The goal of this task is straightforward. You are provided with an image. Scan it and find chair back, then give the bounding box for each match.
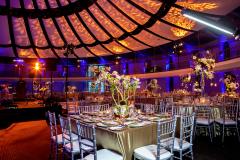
[165,97,173,104]
[141,104,156,114]
[172,105,193,116]
[179,113,195,148]
[99,104,111,111]
[158,102,166,114]
[78,105,100,114]
[76,121,97,160]
[222,104,238,122]
[59,115,75,150]
[195,105,212,121]
[48,111,58,141]
[156,117,177,160]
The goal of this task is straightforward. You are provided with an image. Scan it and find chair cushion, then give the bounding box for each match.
[173,138,192,151]
[215,119,237,125]
[84,149,123,160]
[134,144,172,160]
[63,133,78,141]
[64,139,93,153]
[196,118,213,125]
[52,134,63,144]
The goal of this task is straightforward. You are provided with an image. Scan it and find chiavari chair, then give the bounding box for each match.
[194,105,214,142]
[173,113,195,160]
[76,120,123,160]
[59,116,79,160]
[215,103,240,143]
[48,111,62,159]
[134,117,177,160]
[99,104,111,111]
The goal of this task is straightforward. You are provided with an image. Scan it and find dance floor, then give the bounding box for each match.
[0,120,239,160]
[0,120,50,160]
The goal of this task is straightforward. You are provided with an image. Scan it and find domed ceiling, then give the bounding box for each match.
[0,0,239,58]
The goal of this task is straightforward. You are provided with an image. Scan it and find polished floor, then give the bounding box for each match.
[0,120,239,160]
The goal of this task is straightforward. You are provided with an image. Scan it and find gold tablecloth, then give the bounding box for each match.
[96,123,158,160]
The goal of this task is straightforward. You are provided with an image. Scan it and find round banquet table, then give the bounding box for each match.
[70,115,179,160]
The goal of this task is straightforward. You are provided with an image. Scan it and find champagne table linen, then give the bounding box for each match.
[70,117,161,160]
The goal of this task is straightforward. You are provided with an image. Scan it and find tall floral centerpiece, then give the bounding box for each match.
[96,67,140,118]
[223,73,239,97]
[192,52,215,95]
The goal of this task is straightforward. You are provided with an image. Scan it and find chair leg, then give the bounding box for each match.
[222,124,225,143]
[236,125,240,142]
[134,155,136,160]
[71,153,74,160]
[49,141,53,160]
[190,146,194,160]
[180,150,183,160]
[208,125,213,143]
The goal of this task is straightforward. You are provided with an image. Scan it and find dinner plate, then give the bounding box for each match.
[70,115,81,119]
[109,126,125,131]
[102,120,119,126]
[96,122,108,128]
[128,121,151,128]
[82,119,94,123]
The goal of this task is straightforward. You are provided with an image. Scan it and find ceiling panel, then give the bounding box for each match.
[97,0,137,32]
[89,4,123,38]
[56,17,79,45]
[75,48,94,58]
[13,17,30,46]
[112,0,150,25]
[37,48,55,58]
[29,19,48,47]
[118,37,148,51]
[0,16,11,44]
[79,10,110,42]
[17,48,37,58]
[88,45,111,56]
[103,41,130,54]
[133,30,170,47]
[43,19,65,47]
[68,14,95,44]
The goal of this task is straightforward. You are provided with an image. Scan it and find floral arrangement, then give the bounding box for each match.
[172,89,190,96]
[192,55,215,79]
[192,52,215,93]
[180,74,191,89]
[223,73,239,95]
[146,79,160,96]
[67,86,77,93]
[96,67,140,117]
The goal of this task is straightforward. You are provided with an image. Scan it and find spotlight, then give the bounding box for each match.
[34,62,40,71]
[182,9,234,35]
[234,29,240,40]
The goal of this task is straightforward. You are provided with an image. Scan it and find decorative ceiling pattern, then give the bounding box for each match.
[0,0,239,58]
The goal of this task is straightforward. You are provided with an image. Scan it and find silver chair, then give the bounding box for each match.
[99,104,111,111]
[78,105,101,114]
[158,102,167,114]
[48,111,62,160]
[134,117,177,160]
[194,105,214,142]
[76,121,123,160]
[171,105,192,116]
[68,101,78,115]
[59,115,79,160]
[215,104,240,143]
[141,104,158,114]
[173,113,195,160]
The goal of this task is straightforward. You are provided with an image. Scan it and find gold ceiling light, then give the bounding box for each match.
[112,46,123,53]
[118,40,129,47]
[165,1,218,37]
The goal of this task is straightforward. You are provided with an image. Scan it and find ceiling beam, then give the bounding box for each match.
[0,0,97,19]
